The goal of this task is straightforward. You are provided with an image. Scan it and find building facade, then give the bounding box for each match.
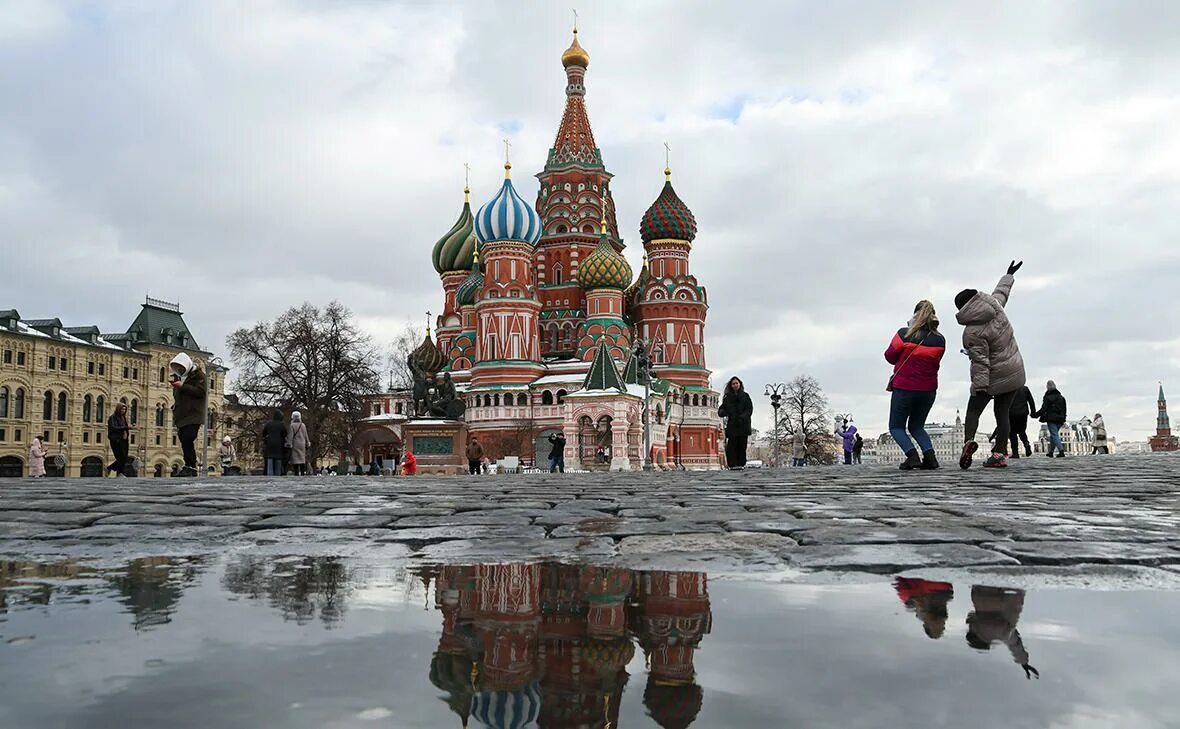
[1149,384,1178,452]
[0,299,225,478]
[403,27,723,470]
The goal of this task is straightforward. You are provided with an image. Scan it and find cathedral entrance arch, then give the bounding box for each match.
[80,456,104,478]
[0,456,23,478]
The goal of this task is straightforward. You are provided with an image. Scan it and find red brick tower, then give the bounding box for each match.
[1149,383,1179,452]
[534,27,623,358]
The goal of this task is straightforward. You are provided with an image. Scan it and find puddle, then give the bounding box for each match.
[2,556,1179,727]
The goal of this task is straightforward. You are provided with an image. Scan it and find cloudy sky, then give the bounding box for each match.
[3,1,1178,442]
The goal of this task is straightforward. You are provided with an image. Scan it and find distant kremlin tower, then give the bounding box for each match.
[426,26,721,470]
[1149,384,1178,452]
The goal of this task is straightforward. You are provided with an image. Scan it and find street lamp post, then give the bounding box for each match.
[200,355,224,480]
[633,339,654,471]
[764,383,785,468]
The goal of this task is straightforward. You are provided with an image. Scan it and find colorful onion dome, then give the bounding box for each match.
[561,28,590,68]
[475,165,542,246]
[644,679,703,729]
[577,219,632,290]
[640,168,697,243]
[581,637,636,672]
[455,249,484,307]
[411,331,448,373]
[431,188,477,274]
[471,683,542,729]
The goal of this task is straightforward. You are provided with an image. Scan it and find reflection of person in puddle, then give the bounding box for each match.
[966,585,1040,679]
[894,577,954,639]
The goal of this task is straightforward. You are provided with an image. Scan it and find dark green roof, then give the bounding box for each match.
[125,300,200,350]
[582,340,625,393]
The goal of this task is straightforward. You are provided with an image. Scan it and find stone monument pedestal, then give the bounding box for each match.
[402,418,468,476]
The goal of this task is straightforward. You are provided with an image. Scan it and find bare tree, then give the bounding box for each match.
[226,302,381,466]
[779,375,840,465]
[387,323,423,391]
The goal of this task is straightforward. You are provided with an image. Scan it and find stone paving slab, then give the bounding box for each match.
[1,455,1178,578]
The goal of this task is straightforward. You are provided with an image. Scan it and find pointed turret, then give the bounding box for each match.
[583,340,625,392]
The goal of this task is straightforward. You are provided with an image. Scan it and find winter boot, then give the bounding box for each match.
[1025,444,1033,458]
[959,441,979,470]
[983,452,1008,468]
[1055,451,1066,458]
[921,449,939,470]
[1010,449,1020,459]
[899,449,921,470]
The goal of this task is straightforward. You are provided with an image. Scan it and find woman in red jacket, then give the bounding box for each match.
[884,300,946,470]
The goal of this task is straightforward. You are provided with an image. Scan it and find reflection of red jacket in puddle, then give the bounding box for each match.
[894,577,953,603]
[401,452,418,475]
[894,577,955,639]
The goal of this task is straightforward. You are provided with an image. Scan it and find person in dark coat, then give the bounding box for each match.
[261,410,287,476]
[852,433,864,464]
[718,377,754,469]
[548,432,567,473]
[168,352,207,477]
[1033,380,1068,457]
[466,438,484,476]
[106,402,131,477]
[1008,385,1037,458]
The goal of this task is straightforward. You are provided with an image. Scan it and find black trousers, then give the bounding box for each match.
[1009,412,1031,453]
[178,424,200,469]
[726,434,749,468]
[965,390,1018,455]
[468,460,480,475]
[108,438,129,474]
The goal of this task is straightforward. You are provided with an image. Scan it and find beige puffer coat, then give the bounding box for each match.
[956,275,1027,396]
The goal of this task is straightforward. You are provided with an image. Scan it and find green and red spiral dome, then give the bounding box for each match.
[640,171,697,243]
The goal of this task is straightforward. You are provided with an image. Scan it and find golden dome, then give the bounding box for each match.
[562,29,590,68]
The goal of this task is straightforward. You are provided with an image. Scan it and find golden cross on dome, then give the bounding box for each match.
[664,140,672,180]
[463,162,470,199]
[425,311,432,336]
[572,8,578,32]
[502,138,512,177]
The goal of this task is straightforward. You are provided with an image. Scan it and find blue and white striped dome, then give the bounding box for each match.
[475,173,542,246]
[470,682,542,729]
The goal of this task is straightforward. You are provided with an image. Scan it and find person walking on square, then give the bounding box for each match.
[466,437,484,475]
[28,436,47,478]
[955,261,1028,470]
[834,420,858,465]
[218,436,237,476]
[548,431,567,473]
[168,352,207,477]
[884,299,946,470]
[1033,380,1068,457]
[1008,385,1037,458]
[261,410,287,476]
[791,430,806,467]
[719,377,753,469]
[852,433,864,464]
[286,411,310,475]
[1090,412,1108,454]
[106,401,131,477]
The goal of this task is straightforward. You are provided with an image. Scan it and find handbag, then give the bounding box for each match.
[886,334,922,392]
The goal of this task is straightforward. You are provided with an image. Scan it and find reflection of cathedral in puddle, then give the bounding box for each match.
[427,563,712,729]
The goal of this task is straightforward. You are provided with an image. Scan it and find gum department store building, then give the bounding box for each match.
[366,28,723,470]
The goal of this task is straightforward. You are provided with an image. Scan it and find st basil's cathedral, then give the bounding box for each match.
[419,27,721,470]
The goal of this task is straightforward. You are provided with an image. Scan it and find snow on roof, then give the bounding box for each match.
[363,413,408,423]
[532,373,584,386]
[13,320,125,351]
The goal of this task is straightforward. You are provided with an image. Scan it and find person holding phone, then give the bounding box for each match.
[168,352,207,477]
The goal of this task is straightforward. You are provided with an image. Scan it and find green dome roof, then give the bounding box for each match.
[578,229,633,291]
[455,252,483,307]
[431,191,477,275]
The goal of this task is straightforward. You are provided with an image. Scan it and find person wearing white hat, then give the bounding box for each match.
[218,436,237,476]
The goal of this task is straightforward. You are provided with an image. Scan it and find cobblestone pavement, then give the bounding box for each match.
[1,455,1178,579]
